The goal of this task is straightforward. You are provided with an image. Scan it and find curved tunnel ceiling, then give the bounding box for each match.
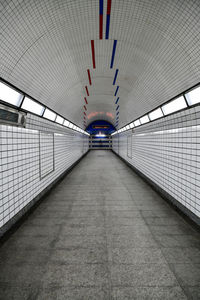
[0,0,200,128]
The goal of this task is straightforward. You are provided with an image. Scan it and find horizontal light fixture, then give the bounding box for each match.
[185,86,200,106]
[126,125,130,130]
[64,120,69,127]
[134,119,140,127]
[0,81,24,107]
[96,133,106,137]
[129,123,134,128]
[21,96,45,116]
[140,115,149,124]
[149,108,163,120]
[162,96,187,115]
[56,115,64,124]
[0,80,89,137]
[43,108,56,121]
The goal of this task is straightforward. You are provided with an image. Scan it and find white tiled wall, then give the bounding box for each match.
[112,106,200,219]
[40,132,54,178]
[0,113,89,229]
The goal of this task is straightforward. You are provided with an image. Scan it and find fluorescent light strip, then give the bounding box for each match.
[140,115,149,124]
[64,120,69,127]
[43,108,56,121]
[0,81,24,107]
[56,115,64,124]
[162,96,187,115]
[185,86,200,106]
[149,108,163,120]
[134,119,140,127]
[0,80,87,135]
[21,96,45,116]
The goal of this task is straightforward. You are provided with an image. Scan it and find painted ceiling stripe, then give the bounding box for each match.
[114,86,119,96]
[91,40,96,69]
[85,86,89,96]
[113,69,119,85]
[116,105,119,110]
[105,15,110,39]
[110,40,117,68]
[107,0,112,15]
[99,0,103,39]
[105,0,112,39]
[84,111,86,116]
[84,97,88,104]
[84,105,87,111]
[87,69,92,85]
[115,97,119,104]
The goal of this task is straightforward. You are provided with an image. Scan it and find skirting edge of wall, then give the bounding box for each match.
[0,150,90,241]
[112,150,200,228]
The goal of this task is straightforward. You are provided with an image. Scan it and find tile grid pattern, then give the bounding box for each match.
[0,1,200,126]
[39,132,54,179]
[0,113,89,228]
[0,151,199,299]
[112,105,200,218]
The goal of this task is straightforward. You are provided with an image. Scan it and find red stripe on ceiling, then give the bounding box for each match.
[85,86,89,96]
[91,40,96,69]
[87,69,92,85]
[84,105,87,111]
[84,111,86,116]
[84,97,88,104]
[107,0,112,15]
[99,14,103,39]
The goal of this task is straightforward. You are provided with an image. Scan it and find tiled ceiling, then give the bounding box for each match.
[0,0,200,128]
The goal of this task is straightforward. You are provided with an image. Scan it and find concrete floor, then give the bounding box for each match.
[0,150,200,299]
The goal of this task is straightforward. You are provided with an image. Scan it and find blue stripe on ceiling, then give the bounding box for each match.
[115,97,119,104]
[110,40,117,68]
[99,0,103,14]
[114,86,119,96]
[105,15,110,39]
[113,69,119,85]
